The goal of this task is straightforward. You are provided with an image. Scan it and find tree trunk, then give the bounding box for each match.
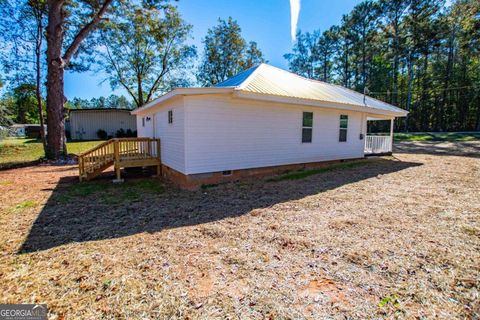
[405,51,414,132]
[46,0,67,159]
[392,44,399,105]
[439,28,455,131]
[323,54,328,82]
[137,75,144,107]
[35,13,47,153]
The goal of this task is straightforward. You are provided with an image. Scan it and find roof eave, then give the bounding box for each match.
[233,90,408,117]
[131,87,234,115]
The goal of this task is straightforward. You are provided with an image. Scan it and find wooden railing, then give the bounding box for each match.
[78,140,115,180]
[78,138,161,181]
[365,135,392,154]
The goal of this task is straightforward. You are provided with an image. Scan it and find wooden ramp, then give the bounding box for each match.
[78,138,161,182]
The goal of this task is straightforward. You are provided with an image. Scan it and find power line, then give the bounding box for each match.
[367,84,480,95]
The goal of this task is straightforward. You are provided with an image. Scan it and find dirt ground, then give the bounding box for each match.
[0,141,479,319]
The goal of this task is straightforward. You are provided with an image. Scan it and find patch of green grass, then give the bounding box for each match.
[66,140,105,155]
[102,279,113,290]
[378,294,401,308]
[55,179,165,205]
[0,138,104,169]
[394,132,480,142]
[268,160,371,182]
[201,183,219,190]
[14,200,37,210]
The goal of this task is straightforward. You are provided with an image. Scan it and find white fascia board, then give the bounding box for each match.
[131,88,234,115]
[233,90,408,118]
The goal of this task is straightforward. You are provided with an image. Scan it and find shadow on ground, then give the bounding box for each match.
[394,140,480,158]
[19,158,421,253]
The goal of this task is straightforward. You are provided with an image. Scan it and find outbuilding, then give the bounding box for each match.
[132,63,408,189]
[69,108,136,140]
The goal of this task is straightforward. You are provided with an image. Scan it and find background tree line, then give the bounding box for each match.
[284,0,480,132]
[0,0,478,159]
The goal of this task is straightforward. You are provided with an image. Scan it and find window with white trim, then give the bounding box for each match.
[339,115,348,142]
[168,110,173,124]
[302,112,313,143]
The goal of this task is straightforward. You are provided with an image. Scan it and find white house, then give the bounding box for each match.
[132,63,407,189]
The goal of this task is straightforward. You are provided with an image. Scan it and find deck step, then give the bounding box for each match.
[78,138,161,182]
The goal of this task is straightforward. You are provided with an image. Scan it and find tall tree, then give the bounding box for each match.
[98,3,196,108]
[8,84,40,123]
[284,30,320,79]
[197,17,265,86]
[45,0,114,159]
[316,28,337,82]
[0,0,48,150]
[349,0,380,90]
[379,0,410,105]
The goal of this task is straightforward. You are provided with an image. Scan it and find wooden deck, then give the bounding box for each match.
[78,138,161,182]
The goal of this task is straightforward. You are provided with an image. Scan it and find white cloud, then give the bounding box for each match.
[289,0,301,42]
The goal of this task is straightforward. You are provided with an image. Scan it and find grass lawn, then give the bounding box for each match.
[268,160,371,182]
[0,140,478,318]
[394,131,480,142]
[0,138,103,169]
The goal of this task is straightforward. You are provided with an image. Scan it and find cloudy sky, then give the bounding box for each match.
[64,0,362,99]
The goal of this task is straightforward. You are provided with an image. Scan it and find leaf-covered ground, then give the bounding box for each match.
[0,141,479,319]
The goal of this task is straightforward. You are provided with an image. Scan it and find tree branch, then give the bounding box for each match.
[62,0,113,66]
[103,41,141,107]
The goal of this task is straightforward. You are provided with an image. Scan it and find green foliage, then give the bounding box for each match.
[14,200,36,210]
[284,0,480,132]
[96,129,108,140]
[197,17,266,86]
[115,128,136,138]
[5,83,44,124]
[0,99,12,139]
[394,132,480,141]
[67,94,133,110]
[378,294,401,308]
[268,160,371,182]
[98,2,196,108]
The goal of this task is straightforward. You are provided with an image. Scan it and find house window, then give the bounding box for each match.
[302,112,313,143]
[339,115,348,142]
[142,117,145,127]
[168,110,173,124]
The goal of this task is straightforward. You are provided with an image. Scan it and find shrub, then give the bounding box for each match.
[97,129,108,140]
[115,128,126,138]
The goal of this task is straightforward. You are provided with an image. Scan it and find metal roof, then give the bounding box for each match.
[213,65,259,88]
[216,63,407,116]
[133,64,407,117]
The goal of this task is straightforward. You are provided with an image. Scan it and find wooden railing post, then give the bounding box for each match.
[113,139,122,182]
[156,138,162,176]
[78,156,84,181]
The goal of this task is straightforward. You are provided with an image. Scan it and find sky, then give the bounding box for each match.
[64,0,363,100]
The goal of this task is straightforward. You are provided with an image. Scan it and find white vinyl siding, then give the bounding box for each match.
[183,95,366,175]
[70,110,136,140]
[136,97,185,173]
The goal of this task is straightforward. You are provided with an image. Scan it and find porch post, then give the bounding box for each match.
[390,118,394,152]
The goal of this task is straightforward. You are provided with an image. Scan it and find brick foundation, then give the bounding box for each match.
[161,158,365,190]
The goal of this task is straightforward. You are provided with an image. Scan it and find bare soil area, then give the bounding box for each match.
[0,141,478,319]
